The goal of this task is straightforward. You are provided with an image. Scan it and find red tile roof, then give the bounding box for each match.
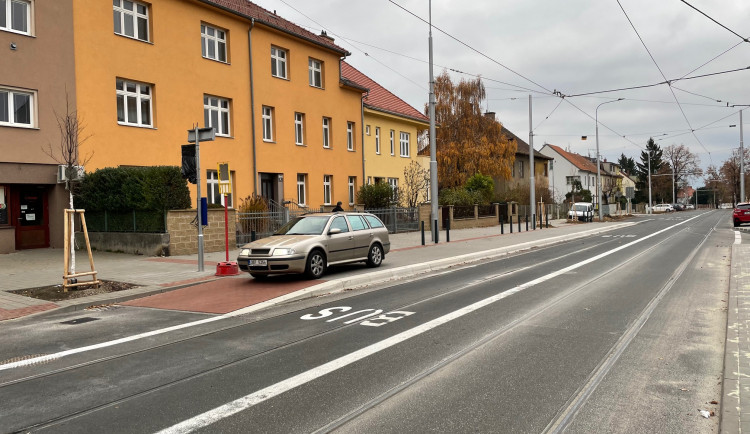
[203,0,349,55]
[501,126,552,160]
[340,61,429,124]
[546,144,598,173]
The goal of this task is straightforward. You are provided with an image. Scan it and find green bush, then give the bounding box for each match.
[464,172,494,203]
[75,166,191,212]
[357,183,393,209]
[439,187,483,206]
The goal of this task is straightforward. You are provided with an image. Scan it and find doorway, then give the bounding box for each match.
[260,173,279,203]
[13,186,50,249]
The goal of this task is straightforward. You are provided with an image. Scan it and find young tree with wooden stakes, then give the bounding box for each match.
[430,72,516,189]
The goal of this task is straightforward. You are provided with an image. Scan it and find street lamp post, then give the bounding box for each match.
[595,98,623,221]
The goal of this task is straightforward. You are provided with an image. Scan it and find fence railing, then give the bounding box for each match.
[364,207,419,233]
[84,210,167,233]
[452,206,475,220]
[236,210,287,244]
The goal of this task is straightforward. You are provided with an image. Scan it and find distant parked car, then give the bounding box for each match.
[652,204,674,212]
[720,203,734,209]
[237,212,390,279]
[733,203,750,227]
[568,202,594,222]
[685,204,695,210]
[672,203,685,211]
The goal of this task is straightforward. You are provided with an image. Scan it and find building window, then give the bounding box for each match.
[347,122,354,151]
[514,160,524,178]
[390,130,395,155]
[262,106,274,141]
[271,46,288,79]
[375,127,381,154]
[348,176,356,205]
[308,58,322,88]
[365,125,371,136]
[294,112,305,145]
[113,0,149,42]
[203,95,230,136]
[1,0,30,34]
[388,178,399,202]
[566,176,580,185]
[201,24,227,63]
[207,170,233,207]
[400,132,410,157]
[322,117,331,148]
[0,87,33,127]
[297,174,306,206]
[116,79,152,127]
[323,175,332,205]
[0,185,7,225]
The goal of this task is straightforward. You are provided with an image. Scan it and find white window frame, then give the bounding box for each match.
[348,176,356,205]
[375,127,381,154]
[347,122,354,151]
[0,86,34,128]
[399,132,410,157]
[116,79,152,127]
[322,117,331,148]
[271,46,288,79]
[207,170,233,207]
[1,0,31,35]
[201,23,227,63]
[204,95,230,137]
[323,175,332,205]
[308,58,322,88]
[297,174,306,206]
[388,178,399,202]
[262,106,274,142]
[294,112,305,146]
[113,0,149,42]
[390,130,395,155]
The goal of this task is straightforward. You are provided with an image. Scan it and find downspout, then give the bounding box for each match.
[361,92,367,187]
[248,19,258,194]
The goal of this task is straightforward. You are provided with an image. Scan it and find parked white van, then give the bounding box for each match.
[568,202,594,222]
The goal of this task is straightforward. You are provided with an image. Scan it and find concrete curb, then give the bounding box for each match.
[17,221,638,322]
[722,244,742,434]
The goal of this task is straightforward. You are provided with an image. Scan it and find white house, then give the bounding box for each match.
[540,144,600,203]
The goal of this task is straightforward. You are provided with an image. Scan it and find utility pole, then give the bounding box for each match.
[741,109,745,202]
[428,0,438,242]
[595,98,623,220]
[529,95,535,228]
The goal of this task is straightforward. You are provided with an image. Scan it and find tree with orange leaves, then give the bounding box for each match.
[429,71,516,189]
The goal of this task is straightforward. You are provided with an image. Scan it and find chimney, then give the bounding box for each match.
[320,30,335,43]
[484,111,496,121]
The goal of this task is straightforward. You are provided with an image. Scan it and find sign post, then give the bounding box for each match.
[216,162,239,276]
[187,126,215,272]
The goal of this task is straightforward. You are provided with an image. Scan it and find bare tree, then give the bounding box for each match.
[401,160,429,208]
[43,94,92,275]
[664,144,702,201]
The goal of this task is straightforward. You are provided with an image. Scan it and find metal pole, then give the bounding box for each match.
[195,126,204,272]
[741,110,745,202]
[428,0,439,243]
[529,95,535,229]
[647,150,652,214]
[672,170,675,204]
[596,99,623,220]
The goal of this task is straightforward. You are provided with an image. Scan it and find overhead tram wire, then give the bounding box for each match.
[679,0,750,43]
[616,0,711,162]
[533,98,564,132]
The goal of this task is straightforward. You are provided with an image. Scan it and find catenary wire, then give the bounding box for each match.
[679,0,750,42]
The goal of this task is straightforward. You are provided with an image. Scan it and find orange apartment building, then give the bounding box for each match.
[1,0,367,251]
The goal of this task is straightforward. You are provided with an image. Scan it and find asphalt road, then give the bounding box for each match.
[0,211,731,433]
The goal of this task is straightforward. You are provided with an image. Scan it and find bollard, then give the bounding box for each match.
[501,215,504,234]
[251,230,256,242]
[525,214,528,231]
[518,215,521,232]
[510,215,513,233]
[539,212,542,230]
[421,221,425,246]
[446,219,450,243]
[434,219,439,244]
[532,214,535,230]
[546,213,549,228]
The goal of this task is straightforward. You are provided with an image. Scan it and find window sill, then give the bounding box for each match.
[309,85,324,90]
[263,139,275,143]
[0,123,38,130]
[114,32,153,45]
[1,28,34,37]
[400,155,411,158]
[117,122,156,130]
[216,134,233,139]
[203,56,230,65]
[296,143,306,147]
[347,149,355,152]
[272,75,289,81]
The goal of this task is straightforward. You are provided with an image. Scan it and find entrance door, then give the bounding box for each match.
[13,186,49,249]
[260,173,276,203]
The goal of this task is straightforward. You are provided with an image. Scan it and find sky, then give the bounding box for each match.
[251,0,750,185]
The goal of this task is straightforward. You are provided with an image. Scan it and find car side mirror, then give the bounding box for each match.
[328,228,342,235]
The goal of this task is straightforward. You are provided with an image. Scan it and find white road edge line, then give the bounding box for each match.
[0,221,636,372]
[157,214,703,434]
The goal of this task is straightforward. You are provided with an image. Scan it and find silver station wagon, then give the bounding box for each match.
[237,212,391,279]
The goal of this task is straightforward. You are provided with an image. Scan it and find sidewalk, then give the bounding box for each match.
[0,218,614,320]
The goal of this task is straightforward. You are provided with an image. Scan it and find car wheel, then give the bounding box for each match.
[366,243,383,268]
[735,219,740,227]
[250,273,268,280]
[305,249,327,279]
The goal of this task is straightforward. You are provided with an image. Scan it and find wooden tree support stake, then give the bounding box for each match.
[63,209,99,291]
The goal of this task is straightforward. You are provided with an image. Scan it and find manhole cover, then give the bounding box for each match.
[60,317,100,325]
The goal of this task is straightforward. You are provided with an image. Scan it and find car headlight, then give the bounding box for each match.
[273,248,296,256]
[240,249,251,256]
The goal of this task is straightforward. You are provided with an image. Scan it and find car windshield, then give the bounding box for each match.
[274,216,330,235]
[574,205,588,211]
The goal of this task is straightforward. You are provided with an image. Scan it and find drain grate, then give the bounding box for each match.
[60,317,100,325]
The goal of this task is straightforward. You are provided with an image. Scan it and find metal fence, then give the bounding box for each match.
[452,206,475,220]
[364,207,419,233]
[84,210,166,233]
[235,210,287,244]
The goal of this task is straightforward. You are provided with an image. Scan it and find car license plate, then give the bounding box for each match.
[249,259,267,266]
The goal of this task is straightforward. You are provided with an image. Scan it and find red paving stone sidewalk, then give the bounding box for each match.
[121,278,323,314]
[0,303,58,321]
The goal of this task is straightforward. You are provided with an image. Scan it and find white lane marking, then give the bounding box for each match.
[735,230,742,245]
[158,215,703,433]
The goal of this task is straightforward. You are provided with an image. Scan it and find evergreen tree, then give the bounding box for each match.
[634,138,664,204]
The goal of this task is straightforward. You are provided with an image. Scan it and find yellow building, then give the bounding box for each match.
[71,0,363,210]
[341,62,429,205]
